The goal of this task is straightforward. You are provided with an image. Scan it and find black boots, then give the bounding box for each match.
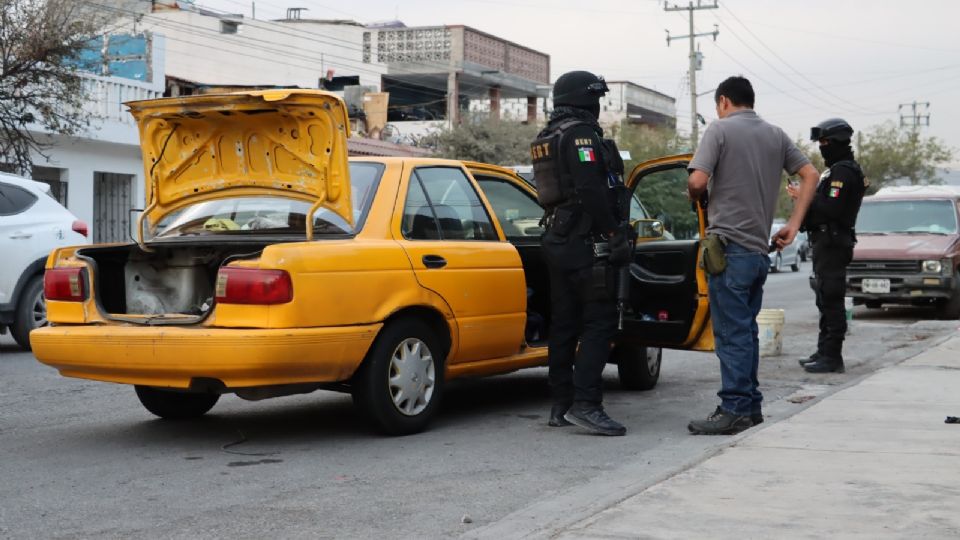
[804,355,845,373]
[798,352,821,367]
[548,403,573,427]
[688,407,753,435]
[564,402,626,436]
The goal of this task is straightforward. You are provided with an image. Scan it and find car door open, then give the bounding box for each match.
[620,155,713,352]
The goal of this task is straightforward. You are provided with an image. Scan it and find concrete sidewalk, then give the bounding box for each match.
[551,336,960,539]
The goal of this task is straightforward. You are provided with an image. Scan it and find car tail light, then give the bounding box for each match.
[215,267,293,305]
[44,268,87,302]
[71,220,88,238]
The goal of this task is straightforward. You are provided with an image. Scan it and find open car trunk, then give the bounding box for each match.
[77,243,270,323]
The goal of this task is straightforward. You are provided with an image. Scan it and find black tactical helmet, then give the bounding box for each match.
[553,70,609,108]
[810,118,854,143]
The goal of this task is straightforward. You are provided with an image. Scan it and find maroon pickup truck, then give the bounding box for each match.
[845,186,960,319]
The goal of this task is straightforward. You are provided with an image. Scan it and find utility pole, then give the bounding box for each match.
[665,1,718,150]
[898,101,930,130]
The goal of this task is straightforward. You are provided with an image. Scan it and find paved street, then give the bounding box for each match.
[1,265,955,539]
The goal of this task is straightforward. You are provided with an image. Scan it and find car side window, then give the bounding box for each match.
[403,167,497,241]
[0,182,39,216]
[402,174,441,239]
[632,167,696,239]
[475,176,544,239]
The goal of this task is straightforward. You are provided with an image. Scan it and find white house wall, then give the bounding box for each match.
[31,137,146,242]
[136,12,386,89]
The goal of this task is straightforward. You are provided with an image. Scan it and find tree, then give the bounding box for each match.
[774,125,956,219]
[615,124,687,172]
[858,122,954,190]
[0,0,112,174]
[423,114,540,165]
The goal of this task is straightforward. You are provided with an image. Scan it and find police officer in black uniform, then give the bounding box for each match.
[530,70,634,436]
[791,118,866,374]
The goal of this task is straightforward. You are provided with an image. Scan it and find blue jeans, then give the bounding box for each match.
[707,241,769,417]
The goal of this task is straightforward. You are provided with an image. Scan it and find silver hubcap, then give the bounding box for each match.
[388,338,436,416]
[646,347,661,374]
[31,290,47,329]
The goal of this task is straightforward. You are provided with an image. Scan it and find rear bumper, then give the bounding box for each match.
[845,273,955,302]
[31,323,382,388]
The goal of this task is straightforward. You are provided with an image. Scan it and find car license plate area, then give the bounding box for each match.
[862,278,891,294]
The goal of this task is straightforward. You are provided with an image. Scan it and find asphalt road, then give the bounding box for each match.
[1,262,955,539]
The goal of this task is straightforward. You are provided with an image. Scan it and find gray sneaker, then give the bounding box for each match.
[564,403,626,436]
[688,407,753,435]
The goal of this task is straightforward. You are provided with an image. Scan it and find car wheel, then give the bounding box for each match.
[790,256,800,272]
[772,253,783,273]
[11,276,46,351]
[352,318,445,435]
[864,300,882,309]
[800,249,807,262]
[135,386,219,419]
[614,344,662,391]
[935,270,960,320]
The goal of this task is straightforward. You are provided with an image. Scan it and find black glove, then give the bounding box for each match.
[608,223,636,265]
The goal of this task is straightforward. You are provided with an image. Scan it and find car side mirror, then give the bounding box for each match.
[634,219,665,240]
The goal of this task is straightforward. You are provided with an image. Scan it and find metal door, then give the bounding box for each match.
[93,172,133,243]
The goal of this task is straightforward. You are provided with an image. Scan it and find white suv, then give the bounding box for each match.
[0,173,87,350]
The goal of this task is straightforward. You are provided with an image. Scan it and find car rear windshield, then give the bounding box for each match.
[150,162,384,239]
[857,199,959,235]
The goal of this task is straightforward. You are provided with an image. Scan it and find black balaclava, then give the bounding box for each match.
[820,141,854,167]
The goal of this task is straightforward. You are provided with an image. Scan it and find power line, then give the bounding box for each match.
[85,1,493,99]
[899,101,930,129]
[664,0,719,149]
[717,4,885,116]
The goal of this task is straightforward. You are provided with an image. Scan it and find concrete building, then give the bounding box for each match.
[139,3,387,92]
[365,24,551,125]
[600,81,677,131]
[30,33,165,243]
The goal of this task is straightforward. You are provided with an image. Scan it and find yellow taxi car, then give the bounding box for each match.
[31,90,711,435]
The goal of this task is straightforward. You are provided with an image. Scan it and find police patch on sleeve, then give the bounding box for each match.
[829,187,841,198]
[577,146,596,162]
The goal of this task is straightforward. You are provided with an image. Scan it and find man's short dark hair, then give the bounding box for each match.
[714,76,755,108]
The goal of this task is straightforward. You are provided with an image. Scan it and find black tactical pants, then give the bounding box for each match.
[547,263,618,406]
[811,235,853,359]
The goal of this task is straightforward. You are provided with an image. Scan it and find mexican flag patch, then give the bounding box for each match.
[578,147,596,162]
[829,187,841,198]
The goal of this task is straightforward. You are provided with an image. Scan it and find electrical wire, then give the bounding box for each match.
[84,1,495,98]
[718,4,885,115]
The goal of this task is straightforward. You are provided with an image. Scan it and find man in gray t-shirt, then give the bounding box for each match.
[686,76,819,435]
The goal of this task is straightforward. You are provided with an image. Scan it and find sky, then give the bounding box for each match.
[193,0,960,164]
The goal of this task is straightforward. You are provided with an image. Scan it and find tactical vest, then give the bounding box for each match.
[530,118,585,208]
[833,160,866,230]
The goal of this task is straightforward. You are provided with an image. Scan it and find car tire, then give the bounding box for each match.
[135,385,220,420]
[800,249,808,262]
[11,276,46,351]
[936,270,960,320]
[790,256,800,272]
[352,318,445,435]
[772,253,783,273]
[614,344,662,391]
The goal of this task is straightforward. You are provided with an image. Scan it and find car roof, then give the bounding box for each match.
[0,172,52,194]
[869,185,960,200]
[350,156,525,178]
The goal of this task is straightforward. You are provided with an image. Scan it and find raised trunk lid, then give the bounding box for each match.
[126,90,352,230]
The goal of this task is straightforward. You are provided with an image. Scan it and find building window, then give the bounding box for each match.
[220,20,240,34]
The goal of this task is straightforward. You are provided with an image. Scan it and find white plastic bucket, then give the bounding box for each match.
[757,309,785,357]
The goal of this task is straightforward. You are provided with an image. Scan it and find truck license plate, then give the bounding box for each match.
[862,279,891,294]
